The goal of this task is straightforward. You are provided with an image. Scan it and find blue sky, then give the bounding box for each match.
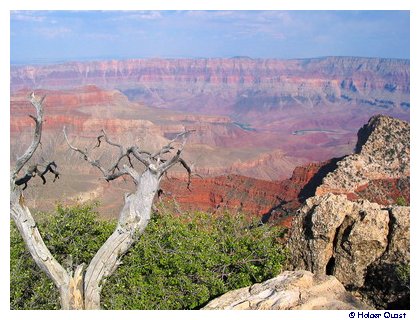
[10,10,409,64]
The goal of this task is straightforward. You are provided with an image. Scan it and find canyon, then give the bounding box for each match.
[203,114,410,310]
[10,57,410,220]
[10,57,411,310]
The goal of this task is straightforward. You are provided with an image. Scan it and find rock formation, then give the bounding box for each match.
[316,115,410,204]
[202,270,370,310]
[11,57,409,117]
[288,194,409,308]
[160,157,342,227]
[161,174,283,215]
[288,115,410,309]
[11,57,410,183]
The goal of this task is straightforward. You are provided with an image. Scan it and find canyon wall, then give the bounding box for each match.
[288,115,410,309]
[11,57,409,121]
[10,57,410,218]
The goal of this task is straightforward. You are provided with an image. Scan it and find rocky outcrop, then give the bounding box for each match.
[316,115,410,205]
[288,194,409,309]
[202,270,370,310]
[161,174,283,215]
[363,205,410,309]
[288,115,410,309]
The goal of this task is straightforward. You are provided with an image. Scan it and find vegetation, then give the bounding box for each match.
[11,203,288,310]
[396,196,407,206]
[10,203,115,309]
[396,263,410,289]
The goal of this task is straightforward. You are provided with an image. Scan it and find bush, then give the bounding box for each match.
[10,202,115,310]
[396,263,410,289]
[395,196,407,206]
[101,207,287,309]
[11,203,287,310]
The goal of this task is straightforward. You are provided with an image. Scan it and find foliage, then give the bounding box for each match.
[11,203,287,310]
[10,225,59,310]
[396,263,410,289]
[395,196,407,206]
[10,202,115,310]
[100,207,287,309]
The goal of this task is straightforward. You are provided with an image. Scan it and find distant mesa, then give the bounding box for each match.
[10,57,410,220]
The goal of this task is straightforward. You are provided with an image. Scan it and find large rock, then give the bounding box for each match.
[202,270,370,310]
[288,194,410,309]
[161,174,284,215]
[362,205,410,309]
[316,115,410,204]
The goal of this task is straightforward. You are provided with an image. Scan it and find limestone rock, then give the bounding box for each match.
[316,115,410,202]
[362,205,410,309]
[288,194,410,309]
[202,270,370,310]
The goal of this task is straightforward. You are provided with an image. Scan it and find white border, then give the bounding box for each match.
[2,1,418,319]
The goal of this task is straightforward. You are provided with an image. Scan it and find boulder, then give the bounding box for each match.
[288,194,410,309]
[316,115,410,203]
[202,270,370,310]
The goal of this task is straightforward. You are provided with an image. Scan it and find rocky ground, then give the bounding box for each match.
[203,270,371,310]
[203,115,410,310]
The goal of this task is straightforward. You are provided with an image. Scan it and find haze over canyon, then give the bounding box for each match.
[10,56,410,217]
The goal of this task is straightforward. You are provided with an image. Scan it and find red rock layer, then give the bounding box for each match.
[161,174,283,215]
[11,57,410,94]
[160,158,340,228]
[353,177,410,205]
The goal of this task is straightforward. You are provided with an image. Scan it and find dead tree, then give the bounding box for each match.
[10,94,193,309]
[10,94,72,307]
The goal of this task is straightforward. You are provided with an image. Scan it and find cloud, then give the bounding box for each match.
[11,11,46,23]
[85,33,118,41]
[181,11,292,40]
[35,26,72,39]
[110,11,162,21]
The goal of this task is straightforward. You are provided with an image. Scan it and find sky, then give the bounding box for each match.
[10,10,409,64]
[2,2,419,318]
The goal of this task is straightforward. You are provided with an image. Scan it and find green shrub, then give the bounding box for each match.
[10,202,115,310]
[395,196,407,206]
[101,208,287,309]
[11,203,287,310]
[396,263,410,289]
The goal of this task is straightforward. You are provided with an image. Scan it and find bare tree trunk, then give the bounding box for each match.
[10,94,83,309]
[11,94,193,309]
[10,182,86,309]
[83,169,159,309]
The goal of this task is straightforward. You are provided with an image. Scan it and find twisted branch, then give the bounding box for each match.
[12,94,60,189]
[14,161,60,190]
[10,93,72,309]
[12,93,45,180]
[64,127,194,185]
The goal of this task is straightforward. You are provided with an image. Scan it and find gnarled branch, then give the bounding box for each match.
[14,161,61,190]
[12,93,45,180]
[64,127,194,185]
[10,93,76,309]
[38,160,60,183]
[64,127,194,309]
